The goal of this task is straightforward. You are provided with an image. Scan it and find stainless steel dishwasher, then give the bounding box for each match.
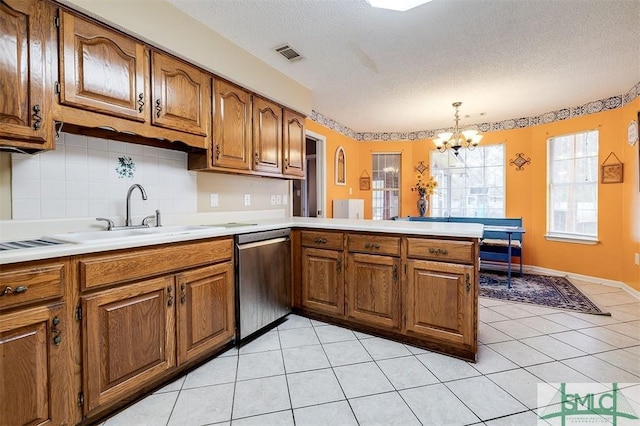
[235,228,291,340]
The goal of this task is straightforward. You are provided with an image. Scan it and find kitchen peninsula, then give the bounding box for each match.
[0,217,482,425]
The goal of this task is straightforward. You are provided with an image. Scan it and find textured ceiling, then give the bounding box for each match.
[167,0,640,133]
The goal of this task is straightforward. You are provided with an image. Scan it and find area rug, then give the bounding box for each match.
[479,271,610,315]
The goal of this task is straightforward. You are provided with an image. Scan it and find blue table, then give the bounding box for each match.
[483,225,525,288]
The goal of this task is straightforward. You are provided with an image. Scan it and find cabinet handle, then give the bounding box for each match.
[180,283,186,304]
[215,144,221,160]
[51,316,62,345]
[254,152,260,165]
[32,104,42,130]
[314,238,327,244]
[337,257,342,273]
[393,264,398,283]
[155,99,162,118]
[375,244,380,249]
[137,93,144,113]
[284,158,289,169]
[167,285,173,306]
[1,286,28,296]
[428,248,448,255]
[465,273,471,293]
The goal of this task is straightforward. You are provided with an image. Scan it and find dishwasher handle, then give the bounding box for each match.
[236,236,289,250]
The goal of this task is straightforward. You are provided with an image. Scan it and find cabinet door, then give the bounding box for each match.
[176,262,235,366]
[301,248,344,316]
[151,51,211,136]
[406,260,475,346]
[59,11,148,121]
[252,96,282,174]
[282,109,305,178]
[82,276,176,413]
[212,79,252,170]
[0,0,52,148]
[0,304,68,425]
[346,253,400,329]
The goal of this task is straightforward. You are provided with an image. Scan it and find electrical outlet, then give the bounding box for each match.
[270,195,276,205]
[635,253,640,266]
[349,187,353,195]
[283,195,288,205]
[244,194,251,206]
[276,194,282,205]
[210,193,219,207]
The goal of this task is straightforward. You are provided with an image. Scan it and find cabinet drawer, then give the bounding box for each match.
[79,238,233,290]
[407,238,475,264]
[301,231,343,250]
[348,234,400,257]
[0,263,65,310]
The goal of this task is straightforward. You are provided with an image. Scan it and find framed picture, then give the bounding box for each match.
[359,170,371,190]
[335,146,346,185]
[601,151,623,184]
[601,163,623,183]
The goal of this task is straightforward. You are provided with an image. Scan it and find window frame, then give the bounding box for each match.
[429,144,506,218]
[371,152,401,220]
[546,129,599,244]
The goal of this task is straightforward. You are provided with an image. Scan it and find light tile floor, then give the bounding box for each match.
[101,280,640,426]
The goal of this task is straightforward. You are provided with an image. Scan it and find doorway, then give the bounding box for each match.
[293,131,326,217]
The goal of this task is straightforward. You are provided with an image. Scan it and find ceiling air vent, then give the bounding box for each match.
[275,44,304,63]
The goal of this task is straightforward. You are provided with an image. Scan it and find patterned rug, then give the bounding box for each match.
[479,271,610,315]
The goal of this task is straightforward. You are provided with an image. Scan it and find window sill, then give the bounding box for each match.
[544,234,599,245]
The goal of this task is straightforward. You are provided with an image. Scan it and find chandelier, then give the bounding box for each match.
[433,102,483,155]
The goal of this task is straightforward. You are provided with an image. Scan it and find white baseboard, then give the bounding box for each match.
[521,264,640,300]
[481,261,640,300]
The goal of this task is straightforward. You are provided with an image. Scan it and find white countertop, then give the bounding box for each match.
[0,217,483,265]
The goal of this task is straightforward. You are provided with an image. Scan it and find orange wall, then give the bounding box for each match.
[306,100,640,290]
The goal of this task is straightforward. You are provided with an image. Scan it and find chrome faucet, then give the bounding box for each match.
[126,184,147,226]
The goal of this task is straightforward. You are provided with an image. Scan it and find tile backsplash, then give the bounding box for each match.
[11,133,197,222]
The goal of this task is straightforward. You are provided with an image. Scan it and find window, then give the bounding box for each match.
[372,153,400,220]
[430,145,505,217]
[547,130,598,240]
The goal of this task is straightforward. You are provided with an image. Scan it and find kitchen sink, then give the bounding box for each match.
[50,225,221,243]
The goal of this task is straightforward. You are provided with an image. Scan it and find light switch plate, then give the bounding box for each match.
[210,193,219,207]
[276,194,282,205]
[270,195,276,205]
[283,195,288,205]
[244,194,251,206]
[635,253,640,266]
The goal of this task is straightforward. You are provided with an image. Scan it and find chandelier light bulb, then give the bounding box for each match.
[432,102,482,155]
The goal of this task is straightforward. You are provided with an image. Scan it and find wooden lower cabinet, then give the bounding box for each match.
[346,253,400,329]
[406,259,475,346]
[176,263,235,366]
[82,276,176,413]
[301,247,344,316]
[0,303,68,426]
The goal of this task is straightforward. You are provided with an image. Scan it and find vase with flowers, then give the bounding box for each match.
[411,174,438,216]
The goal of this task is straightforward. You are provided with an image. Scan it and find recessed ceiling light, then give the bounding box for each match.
[367,0,433,12]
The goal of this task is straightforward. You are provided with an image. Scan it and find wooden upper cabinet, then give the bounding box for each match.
[176,263,235,366]
[151,51,211,136]
[0,0,53,150]
[212,79,252,170]
[283,109,306,178]
[59,11,148,122]
[252,96,282,174]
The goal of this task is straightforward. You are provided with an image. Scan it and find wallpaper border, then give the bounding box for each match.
[309,81,640,142]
